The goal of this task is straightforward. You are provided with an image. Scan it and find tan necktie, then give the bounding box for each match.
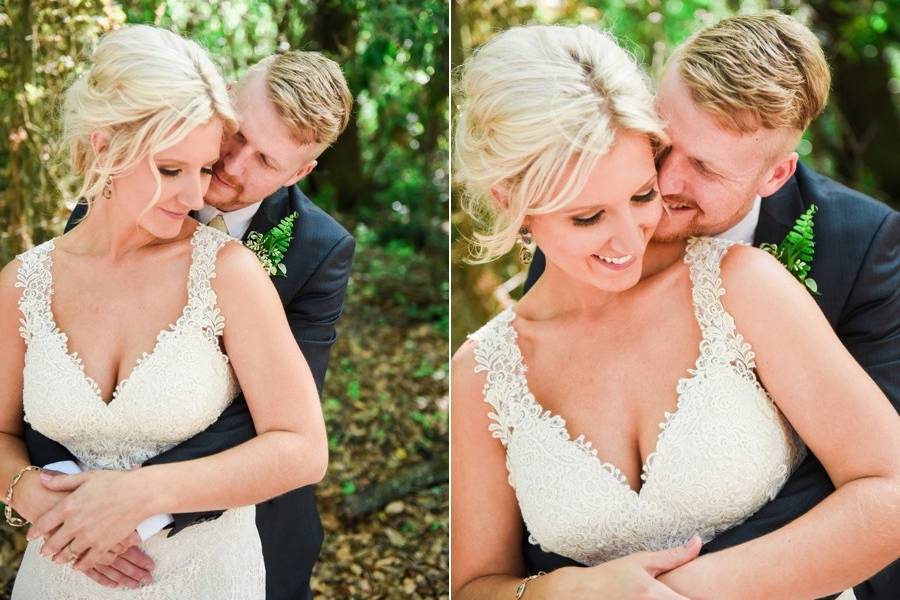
[207,214,229,235]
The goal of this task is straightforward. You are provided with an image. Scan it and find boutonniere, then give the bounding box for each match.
[244,211,299,277]
[760,204,819,295]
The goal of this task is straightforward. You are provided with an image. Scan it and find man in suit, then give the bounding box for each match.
[25,50,355,599]
[522,12,899,599]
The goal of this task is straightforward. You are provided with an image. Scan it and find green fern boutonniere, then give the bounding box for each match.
[760,204,819,295]
[245,211,299,277]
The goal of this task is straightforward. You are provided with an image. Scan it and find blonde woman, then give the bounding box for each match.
[0,25,327,598]
[451,24,900,599]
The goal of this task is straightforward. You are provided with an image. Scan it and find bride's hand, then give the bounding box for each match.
[555,536,701,599]
[26,469,149,570]
[9,469,69,524]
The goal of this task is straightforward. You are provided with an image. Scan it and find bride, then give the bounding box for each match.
[451,24,900,599]
[0,25,327,598]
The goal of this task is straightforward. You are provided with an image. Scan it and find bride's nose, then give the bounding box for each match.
[606,210,647,257]
[179,173,207,211]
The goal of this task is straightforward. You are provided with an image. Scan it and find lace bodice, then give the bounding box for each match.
[12,224,266,599]
[469,237,806,566]
[15,224,239,470]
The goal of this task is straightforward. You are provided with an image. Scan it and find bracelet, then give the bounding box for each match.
[514,571,546,599]
[4,465,42,527]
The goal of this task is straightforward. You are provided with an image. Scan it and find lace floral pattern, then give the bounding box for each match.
[469,237,806,566]
[11,224,265,599]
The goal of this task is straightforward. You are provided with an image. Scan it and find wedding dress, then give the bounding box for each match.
[469,237,808,566]
[11,224,265,599]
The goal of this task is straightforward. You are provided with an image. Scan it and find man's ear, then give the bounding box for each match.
[90,130,110,158]
[757,151,798,198]
[284,160,317,188]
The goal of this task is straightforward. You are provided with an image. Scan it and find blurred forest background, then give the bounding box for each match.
[452,0,900,352]
[0,1,448,598]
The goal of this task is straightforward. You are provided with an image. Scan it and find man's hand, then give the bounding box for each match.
[82,534,155,589]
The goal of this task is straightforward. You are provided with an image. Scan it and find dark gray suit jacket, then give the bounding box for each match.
[521,163,900,599]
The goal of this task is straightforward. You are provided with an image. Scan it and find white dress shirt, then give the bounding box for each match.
[197,201,264,240]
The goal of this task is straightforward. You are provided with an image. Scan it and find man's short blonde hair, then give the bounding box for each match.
[673,11,830,133]
[248,51,352,149]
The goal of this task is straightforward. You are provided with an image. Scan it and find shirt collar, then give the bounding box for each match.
[198,201,264,239]
[714,195,761,244]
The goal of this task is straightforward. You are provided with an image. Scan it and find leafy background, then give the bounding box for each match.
[451,0,900,352]
[0,1,448,598]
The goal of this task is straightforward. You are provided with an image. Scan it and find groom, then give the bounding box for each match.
[524,12,899,599]
[25,50,355,599]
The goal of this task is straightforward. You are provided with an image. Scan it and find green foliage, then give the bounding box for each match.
[244,211,298,276]
[761,205,820,295]
[1,0,448,264]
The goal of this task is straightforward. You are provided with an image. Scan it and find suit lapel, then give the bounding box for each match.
[243,188,299,304]
[243,188,291,243]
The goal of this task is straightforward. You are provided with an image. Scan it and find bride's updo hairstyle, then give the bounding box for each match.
[62,25,238,213]
[455,25,668,263]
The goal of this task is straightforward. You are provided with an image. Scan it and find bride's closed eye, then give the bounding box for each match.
[159,166,216,177]
[571,189,658,226]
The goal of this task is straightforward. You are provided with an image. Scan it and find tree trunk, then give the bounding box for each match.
[306,0,365,214]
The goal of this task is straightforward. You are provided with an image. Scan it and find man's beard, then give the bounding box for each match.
[653,195,705,242]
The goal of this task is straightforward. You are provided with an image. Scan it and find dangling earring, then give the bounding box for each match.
[102,176,112,199]
[518,226,534,264]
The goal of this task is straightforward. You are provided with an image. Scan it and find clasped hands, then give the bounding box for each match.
[21,468,155,589]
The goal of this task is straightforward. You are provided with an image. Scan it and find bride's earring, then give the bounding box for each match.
[518,226,534,264]
[102,176,112,200]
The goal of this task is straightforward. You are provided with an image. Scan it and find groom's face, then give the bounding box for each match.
[205,72,318,211]
[653,69,786,242]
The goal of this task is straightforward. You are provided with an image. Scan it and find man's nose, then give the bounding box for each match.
[657,151,685,198]
[223,144,253,177]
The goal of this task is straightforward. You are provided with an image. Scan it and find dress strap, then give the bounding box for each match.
[683,237,757,369]
[14,241,56,344]
[468,308,532,447]
[182,225,234,338]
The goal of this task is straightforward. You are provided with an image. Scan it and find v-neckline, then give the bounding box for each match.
[44,225,201,407]
[501,288,707,497]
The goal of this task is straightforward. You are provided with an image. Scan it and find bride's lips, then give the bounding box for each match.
[159,207,188,220]
[591,254,638,271]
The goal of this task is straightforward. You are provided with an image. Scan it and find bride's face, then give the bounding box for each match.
[108,117,224,238]
[526,131,662,293]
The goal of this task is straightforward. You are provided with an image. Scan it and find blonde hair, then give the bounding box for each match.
[244,51,352,150]
[62,24,238,213]
[454,25,668,263]
[673,11,830,133]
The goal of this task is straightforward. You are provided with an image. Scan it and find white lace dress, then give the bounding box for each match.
[469,237,808,566]
[11,225,266,600]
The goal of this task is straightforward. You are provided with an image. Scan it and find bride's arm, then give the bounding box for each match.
[659,245,900,599]
[0,261,69,525]
[33,242,328,568]
[451,341,698,600]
